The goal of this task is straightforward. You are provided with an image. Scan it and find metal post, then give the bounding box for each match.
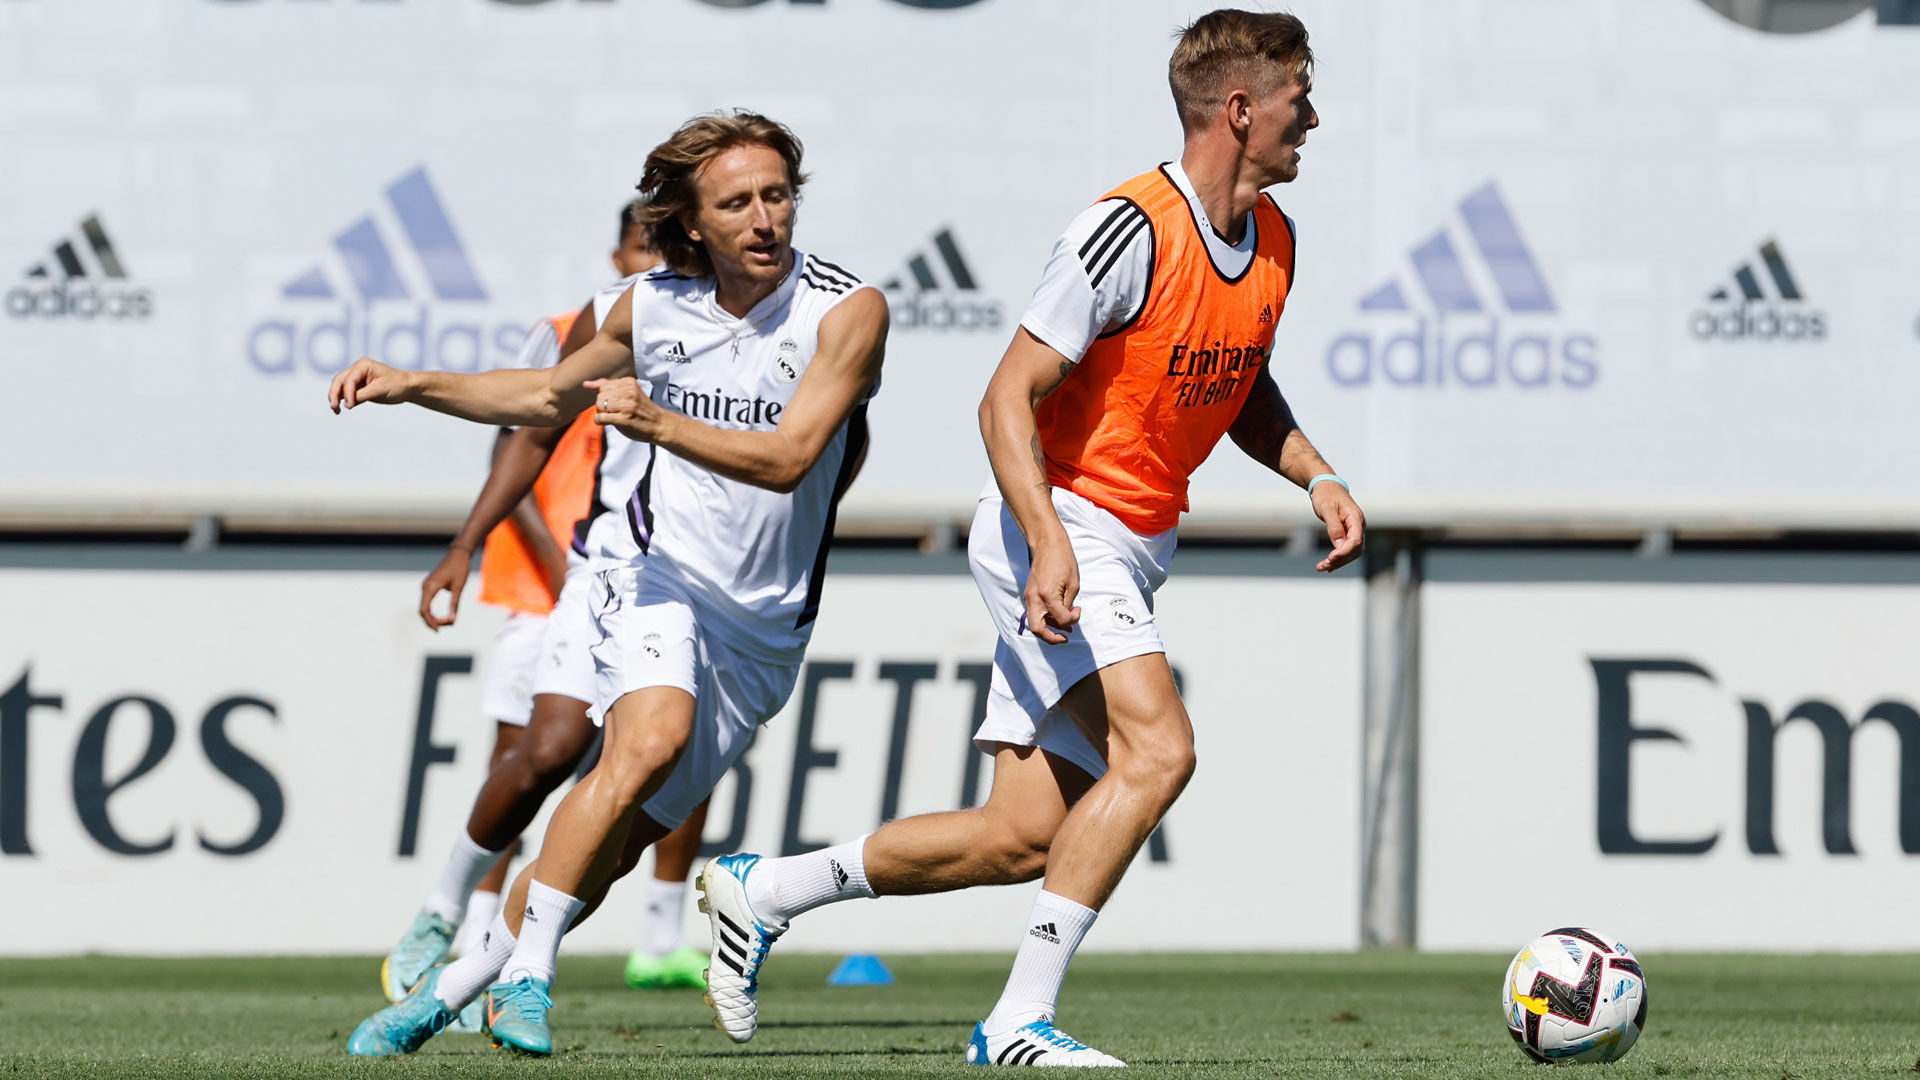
[1359,530,1420,948]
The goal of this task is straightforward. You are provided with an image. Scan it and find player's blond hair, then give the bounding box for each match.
[635,110,808,278]
[1168,9,1313,135]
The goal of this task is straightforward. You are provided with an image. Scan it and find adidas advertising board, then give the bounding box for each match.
[8,216,151,322]
[0,560,1360,954]
[245,167,530,376]
[1418,552,1920,952]
[881,229,1004,334]
[1324,183,1598,390]
[1690,240,1828,343]
[5,0,1920,521]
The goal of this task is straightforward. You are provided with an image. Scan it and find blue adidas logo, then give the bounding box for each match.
[246,166,528,376]
[1326,182,1597,390]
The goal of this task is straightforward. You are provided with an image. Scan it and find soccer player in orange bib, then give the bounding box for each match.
[697,10,1364,1067]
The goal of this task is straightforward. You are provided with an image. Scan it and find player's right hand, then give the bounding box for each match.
[328,357,416,413]
[1024,539,1081,646]
[419,545,472,630]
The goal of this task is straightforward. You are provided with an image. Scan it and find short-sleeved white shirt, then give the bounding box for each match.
[1019,161,1266,363]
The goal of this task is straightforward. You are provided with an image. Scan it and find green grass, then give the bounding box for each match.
[0,953,1915,1078]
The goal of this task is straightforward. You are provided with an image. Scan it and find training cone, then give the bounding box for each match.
[826,954,894,986]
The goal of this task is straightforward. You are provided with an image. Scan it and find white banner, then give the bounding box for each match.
[1419,556,1920,951]
[0,561,1361,954]
[4,0,1920,526]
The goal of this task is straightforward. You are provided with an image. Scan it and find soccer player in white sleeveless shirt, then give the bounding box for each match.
[328,111,886,1058]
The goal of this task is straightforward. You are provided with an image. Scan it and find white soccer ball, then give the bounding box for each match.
[1502,927,1647,1064]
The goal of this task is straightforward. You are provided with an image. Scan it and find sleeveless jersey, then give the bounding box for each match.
[596,251,875,660]
[1035,166,1296,535]
[478,310,603,614]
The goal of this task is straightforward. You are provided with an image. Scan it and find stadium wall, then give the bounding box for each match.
[0,549,1363,955]
[6,546,1920,954]
[4,0,1920,533]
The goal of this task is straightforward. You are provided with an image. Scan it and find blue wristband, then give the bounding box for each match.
[1307,473,1348,496]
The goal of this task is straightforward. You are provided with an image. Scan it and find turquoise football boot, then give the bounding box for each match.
[347,965,460,1056]
[381,909,457,1002]
[484,975,555,1056]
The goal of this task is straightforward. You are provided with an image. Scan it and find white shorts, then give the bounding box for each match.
[967,487,1177,780]
[478,610,550,726]
[529,563,598,705]
[588,566,800,829]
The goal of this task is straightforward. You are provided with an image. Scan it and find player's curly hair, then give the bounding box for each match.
[1169,9,1313,135]
[635,110,808,278]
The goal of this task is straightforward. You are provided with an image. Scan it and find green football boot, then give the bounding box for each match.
[624,945,709,989]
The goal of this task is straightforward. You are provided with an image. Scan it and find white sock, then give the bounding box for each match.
[981,890,1098,1035]
[636,878,687,957]
[452,890,503,957]
[434,911,515,1010]
[423,830,505,923]
[501,880,584,986]
[744,834,874,927]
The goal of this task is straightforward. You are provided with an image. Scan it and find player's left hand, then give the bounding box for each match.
[585,377,671,443]
[1310,483,1366,573]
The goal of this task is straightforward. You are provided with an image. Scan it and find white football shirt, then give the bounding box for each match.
[590,252,876,660]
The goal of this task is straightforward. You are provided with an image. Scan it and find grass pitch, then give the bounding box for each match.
[1,952,1914,1078]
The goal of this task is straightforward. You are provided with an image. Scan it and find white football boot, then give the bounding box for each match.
[695,853,785,1043]
[966,1020,1127,1067]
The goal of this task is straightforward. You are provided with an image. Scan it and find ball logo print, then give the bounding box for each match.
[245,166,529,377]
[7,214,151,321]
[1326,182,1598,390]
[1502,927,1647,1064]
[881,227,1002,333]
[1691,239,1826,343]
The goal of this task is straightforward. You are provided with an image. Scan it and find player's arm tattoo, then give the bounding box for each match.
[1229,371,1332,487]
[1023,360,1072,490]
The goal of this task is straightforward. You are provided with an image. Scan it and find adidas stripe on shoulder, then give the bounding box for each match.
[801,254,862,295]
[1078,200,1151,290]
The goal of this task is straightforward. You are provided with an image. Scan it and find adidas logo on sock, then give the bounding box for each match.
[830,859,849,890]
[1690,238,1827,343]
[1029,922,1061,944]
[524,905,538,923]
[881,227,1002,333]
[8,213,152,321]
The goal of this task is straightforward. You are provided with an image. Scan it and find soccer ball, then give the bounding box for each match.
[1502,927,1647,1064]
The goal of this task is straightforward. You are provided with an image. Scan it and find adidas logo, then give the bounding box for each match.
[1258,304,1273,325]
[1028,922,1061,944]
[1328,181,1597,390]
[662,340,689,364]
[524,905,537,923]
[881,227,1002,333]
[830,858,849,890]
[1690,238,1827,343]
[245,165,527,377]
[7,214,151,320]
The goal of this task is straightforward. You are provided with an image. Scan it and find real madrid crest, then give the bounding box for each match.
[773,339,801,383]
